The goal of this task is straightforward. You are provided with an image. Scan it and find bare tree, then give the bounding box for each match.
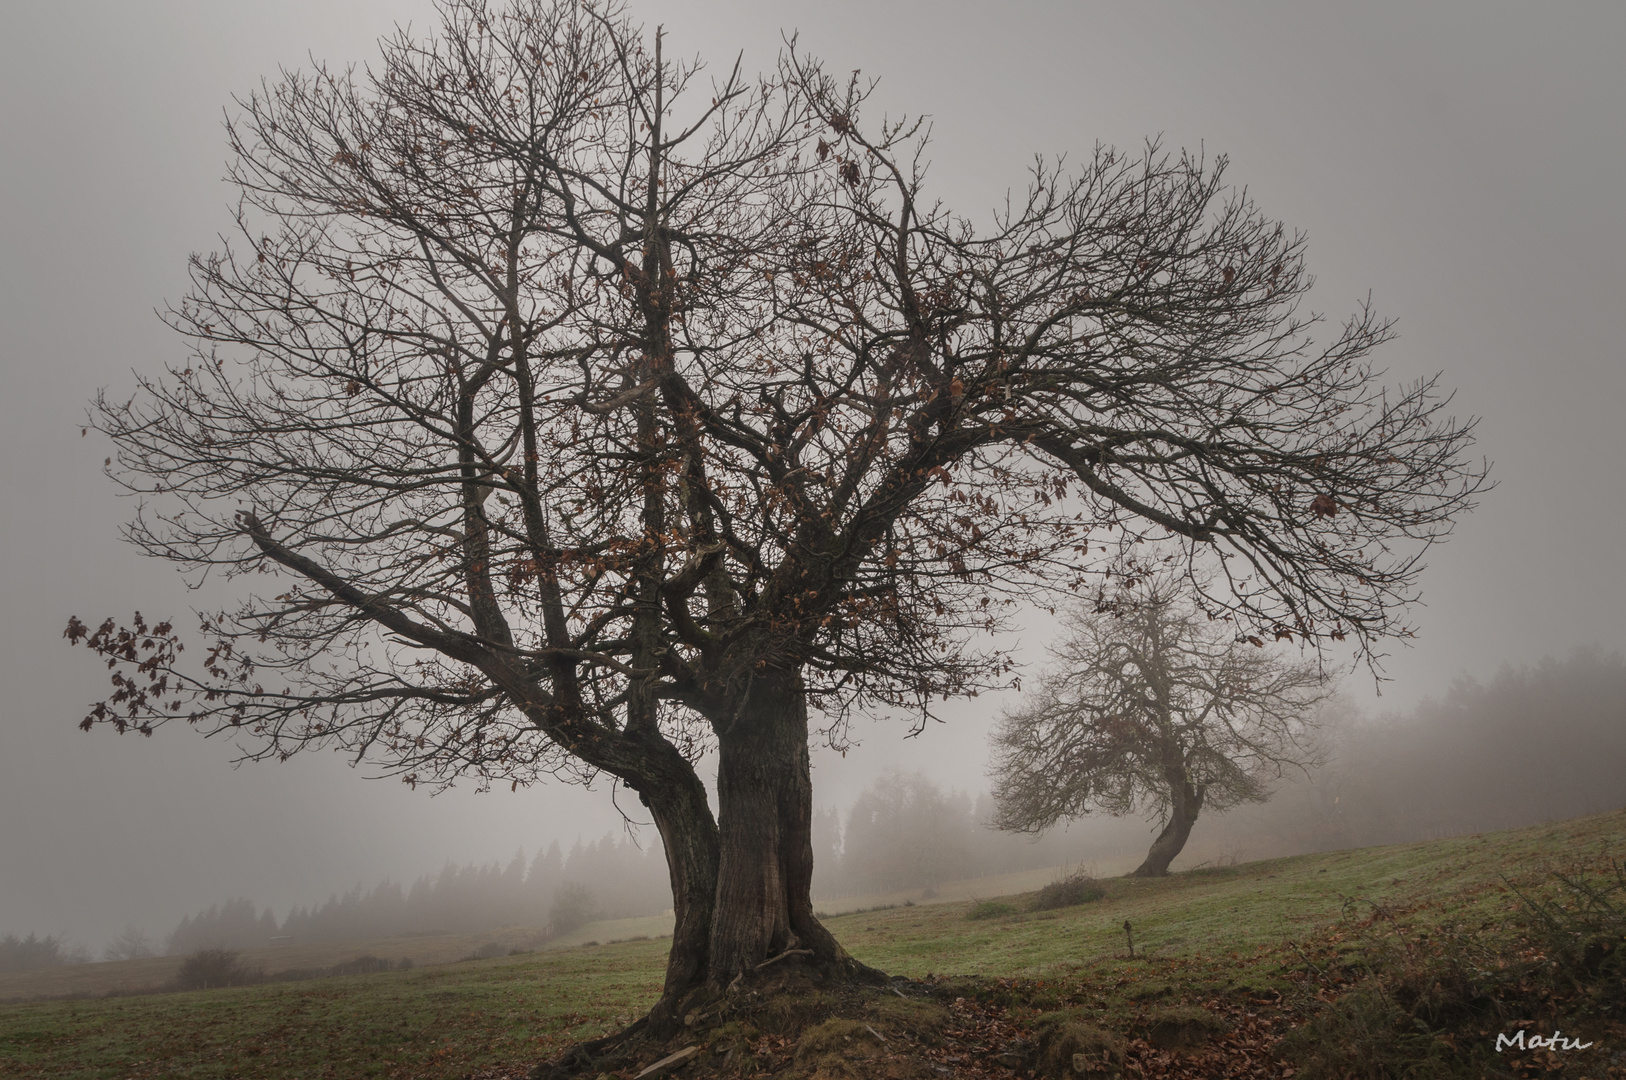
[991,576,1330,877]
[102,925,156,963]
[64,0,1485,1030]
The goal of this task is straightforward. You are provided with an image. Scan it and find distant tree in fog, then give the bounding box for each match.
[549,883,598,937]
[102,925,156,962]
[809,772,1154,899]
[840,772,976,894]
[63,0,1485,1024]
[991,577,1328,876]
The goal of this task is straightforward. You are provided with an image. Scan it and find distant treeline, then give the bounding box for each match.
[811,776,1119,900]
[0,933,89,973]
[150,650,1626,955]
[163,779,1123,954]
[166,832,669,954]
[1200,649,1626,856]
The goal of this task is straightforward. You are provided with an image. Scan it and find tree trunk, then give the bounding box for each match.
[637,748,720,1027]
[536,671,881,1075]
[707,667,869,988]
[589,668,878,1046]
[1130,772,1206,877]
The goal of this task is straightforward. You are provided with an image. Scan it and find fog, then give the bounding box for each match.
[2,1,1623,957]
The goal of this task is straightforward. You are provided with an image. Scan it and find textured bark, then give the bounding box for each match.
[637,752,720,1024]
[706,668,857,987]
[1130,769,1207,877]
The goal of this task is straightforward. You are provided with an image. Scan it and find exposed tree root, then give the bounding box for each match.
[528,958,933,1080]
[524,972,1323,1080]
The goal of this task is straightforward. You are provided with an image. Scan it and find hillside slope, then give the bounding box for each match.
[1,809,1622,1079]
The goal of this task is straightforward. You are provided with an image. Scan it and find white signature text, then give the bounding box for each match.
[1495,1030,1594,1052]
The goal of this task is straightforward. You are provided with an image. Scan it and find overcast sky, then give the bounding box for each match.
[2,1,1622,951]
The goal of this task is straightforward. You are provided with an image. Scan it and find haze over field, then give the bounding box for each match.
[2,1,1623,957]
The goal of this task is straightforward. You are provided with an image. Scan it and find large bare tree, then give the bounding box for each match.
[990,575,1331,877]
[65,0,1485,1029]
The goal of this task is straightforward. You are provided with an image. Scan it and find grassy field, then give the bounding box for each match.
[3,809,1623,1079]
[0,926,561,1004]
[0,862,1148,1002]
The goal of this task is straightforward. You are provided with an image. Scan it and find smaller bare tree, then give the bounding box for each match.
[102,925,156,963]
[991,576,1329,876]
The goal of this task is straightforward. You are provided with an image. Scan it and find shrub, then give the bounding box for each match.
[172,947,260,990]
[1029,872,1106,912]
[966,901,1018,921]
[460,941,508,961]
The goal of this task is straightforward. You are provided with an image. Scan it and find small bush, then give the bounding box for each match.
[1029,872,1105,912]
[966,901,1018,921]
[460,941,508,961]
[172,947,260,990]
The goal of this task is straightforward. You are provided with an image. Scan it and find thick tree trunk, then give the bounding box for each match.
[1130,772,1206,878]
[536,672,880,1076]
[638,754,720,1027]
[592,669,877,1047]
[706,667,866,988]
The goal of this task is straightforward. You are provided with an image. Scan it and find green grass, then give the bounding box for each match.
[4,809,1623,1079]
[0,940,669,1079]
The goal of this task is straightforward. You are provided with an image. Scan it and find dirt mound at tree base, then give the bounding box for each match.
[526,967,1300,1080]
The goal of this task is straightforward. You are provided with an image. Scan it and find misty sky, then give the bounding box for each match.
[2,1,1623,951]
